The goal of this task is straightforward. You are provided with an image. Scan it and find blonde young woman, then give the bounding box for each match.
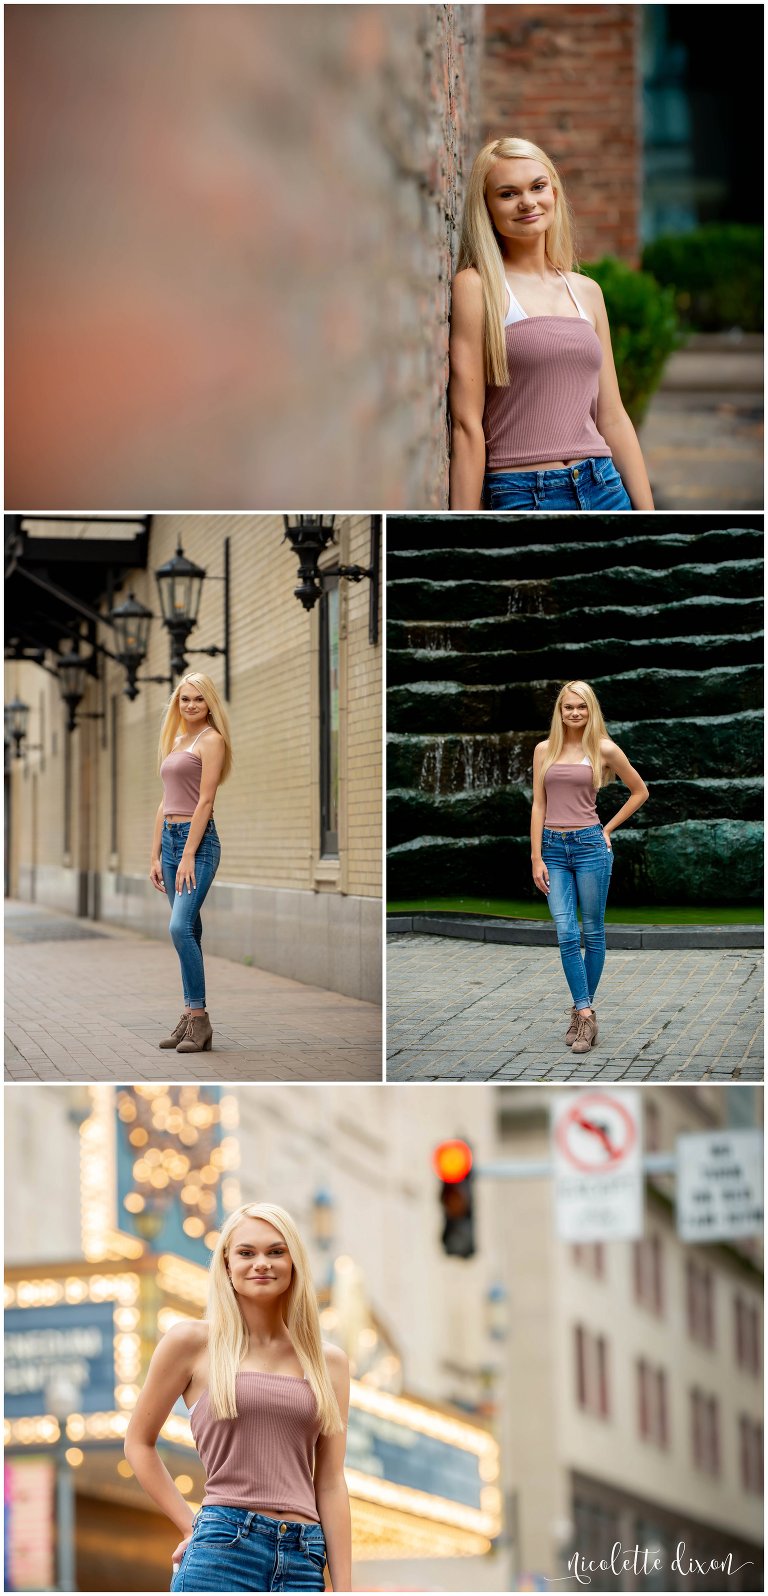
[449,137,655,512]
[125,1204,351,1593]
[150,673,232,1053]
[531,682,649,1053]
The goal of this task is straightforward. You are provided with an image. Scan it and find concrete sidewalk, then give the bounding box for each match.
[387,935,763,1082]
[4,902,381,1082]
[639,335,763,511]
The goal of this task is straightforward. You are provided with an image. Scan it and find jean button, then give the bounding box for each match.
[279,1523,287,1535]
[572,468,579,480]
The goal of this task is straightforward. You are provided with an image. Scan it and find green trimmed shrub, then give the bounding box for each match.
[579,257,682,424]
[642,226,763,333]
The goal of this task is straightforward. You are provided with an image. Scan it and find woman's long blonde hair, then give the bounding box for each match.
[206,1203,343,1435]
[157,672,233,782]
[457,137,576,386]
[540,681,614,791]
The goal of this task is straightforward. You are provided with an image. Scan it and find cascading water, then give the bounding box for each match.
[387,514,763,905]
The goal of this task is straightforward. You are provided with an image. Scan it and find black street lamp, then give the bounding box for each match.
[155,546,207,678]
[283,515,338,611]
[110,592,154,701]
[56,648,88,733]
[4,696,30,757]
[283,515,380,640]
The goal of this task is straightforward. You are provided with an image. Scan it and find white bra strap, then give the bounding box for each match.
[557,270,590,322]
[187,727,211,754]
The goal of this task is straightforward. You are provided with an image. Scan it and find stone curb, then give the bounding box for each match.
[387,915,764,950]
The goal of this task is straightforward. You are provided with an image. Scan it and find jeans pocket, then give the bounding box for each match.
[302,1533,327,1571]
[487,478,536,510]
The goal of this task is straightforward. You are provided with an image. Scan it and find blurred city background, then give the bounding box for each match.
[4,1082,763,1591]
[5,4,762,511]
[5,516,382,1079]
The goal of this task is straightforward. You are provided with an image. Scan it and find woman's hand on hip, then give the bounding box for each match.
[602,827,613,852]
[532,859,549,895]
[176,851,196,894]
[171,1533,192,1574]
[149,859,165,892]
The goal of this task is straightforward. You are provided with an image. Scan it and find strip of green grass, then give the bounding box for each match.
[388,898,764,925]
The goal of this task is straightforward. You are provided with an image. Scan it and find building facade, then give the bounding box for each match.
[5,515,382,1001]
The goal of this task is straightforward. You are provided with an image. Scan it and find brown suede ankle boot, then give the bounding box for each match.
[176,1012,213,1053]
[565,1005,580,1046]
[159,1012,190,1049]
[571,1010,598,1055]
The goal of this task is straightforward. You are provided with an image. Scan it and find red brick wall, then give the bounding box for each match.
[6,4,479,512]
[482,4,641,264]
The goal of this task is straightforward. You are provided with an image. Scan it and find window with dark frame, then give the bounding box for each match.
[319,573,340,858]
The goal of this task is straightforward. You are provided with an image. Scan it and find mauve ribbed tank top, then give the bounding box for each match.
[160,730,210,815]
[190,1372,321,1520]
[544,760,600,828]
[483,286,612,471]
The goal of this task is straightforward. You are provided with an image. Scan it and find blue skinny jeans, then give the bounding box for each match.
[161,819,221,1010]
[484,456,632,510]
[541,824,613,1009]
[170,1506,326,1593]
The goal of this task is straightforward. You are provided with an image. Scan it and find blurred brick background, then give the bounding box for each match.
[6,3,480,511]
[483,4,641,263]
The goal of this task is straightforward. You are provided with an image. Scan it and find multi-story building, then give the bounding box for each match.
[493,1084,763,1591]
[5,515,381,1001]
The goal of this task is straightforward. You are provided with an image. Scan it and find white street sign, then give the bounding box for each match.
[552,1090,643,1242]
[677,1130,764,1242]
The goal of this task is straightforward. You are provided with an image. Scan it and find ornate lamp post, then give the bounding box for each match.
[45,1370,84,1592]
[282,516,338,611]
[109,592,154,701]
[282,515,380,640]
[4,696,30,757]
[56,648,89,734]
[154,546,206,678]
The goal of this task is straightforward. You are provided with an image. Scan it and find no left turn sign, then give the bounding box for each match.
[552,1090,643,1242]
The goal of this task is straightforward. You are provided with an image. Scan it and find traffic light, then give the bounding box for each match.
[433,1139,475,1259]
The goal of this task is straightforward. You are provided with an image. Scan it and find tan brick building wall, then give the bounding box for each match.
[5,516,382,1001]
[483,4,641,264]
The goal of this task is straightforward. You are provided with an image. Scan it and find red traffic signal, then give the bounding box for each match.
[433,1139,473,1184]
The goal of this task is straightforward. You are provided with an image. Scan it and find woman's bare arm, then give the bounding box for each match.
[578,276,655,511]
[125,1322,204,1539]
[602,740,649,838]
[448,269,487,510]
[150,799,165,890]
[530,742,549,895]
[314,1346,351,1592]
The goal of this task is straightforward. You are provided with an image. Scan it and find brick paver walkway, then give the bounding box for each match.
[5,903,381,1082]
[387,936,763,1081]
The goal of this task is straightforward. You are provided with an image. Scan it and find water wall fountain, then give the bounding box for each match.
[387,515,763,906]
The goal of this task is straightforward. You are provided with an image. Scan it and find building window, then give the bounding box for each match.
[686,1259,715,1347]
[738,1416,763,1495]
[690,1388,720,1475]
[319,574,340,857]
[574,1324,610,1420]
[645,1098,661,1153]
[571,1243,605,1278]
[633,1233,664,1315]
[734,1294,761,1375]
[637,1359,669,1449]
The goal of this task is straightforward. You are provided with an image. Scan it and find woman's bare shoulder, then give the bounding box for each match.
[160,1318,209,1356]
[452,266,483,301]
[570,270,603,304]
[534,738,550,756]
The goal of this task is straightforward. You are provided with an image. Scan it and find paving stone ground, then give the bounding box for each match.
[4,903,382,1082]
[386,935,763,1082]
